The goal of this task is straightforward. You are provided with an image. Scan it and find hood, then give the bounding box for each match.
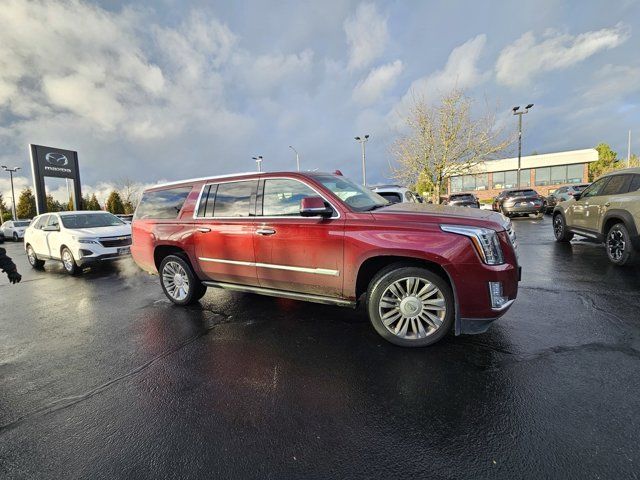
[372,202,508,230]
[65,224,131,238]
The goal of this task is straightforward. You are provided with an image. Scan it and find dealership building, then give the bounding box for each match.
[447,148,598,201]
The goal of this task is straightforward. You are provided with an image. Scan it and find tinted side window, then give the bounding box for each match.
[262,179,317,216]
[214,181,256,218]
[379,192,402,203]
[581,178,610,198]
[47,215,60,228]
[134,187,192,220]
[629,175,640,192]
[600,175,631,196]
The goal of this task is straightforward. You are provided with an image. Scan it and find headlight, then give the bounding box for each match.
[441,225,505,265]
[72,236,100,244]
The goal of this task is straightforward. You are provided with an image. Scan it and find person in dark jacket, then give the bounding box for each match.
[0,247,21,284]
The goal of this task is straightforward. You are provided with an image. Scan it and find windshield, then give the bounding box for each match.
[314,175,389,211]
[14,221,30,227]
[451,194,474,200]
[60,213,125,229]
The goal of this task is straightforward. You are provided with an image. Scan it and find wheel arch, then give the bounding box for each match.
[602,209,638,237]
[154,244,195,272]
[354,255,461,335]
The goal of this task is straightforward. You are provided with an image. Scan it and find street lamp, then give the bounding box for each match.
[1,165,21,220]
[354,134,370,186]
[288,145,300,172]
[512,104,534,188]
[252,156,263,172]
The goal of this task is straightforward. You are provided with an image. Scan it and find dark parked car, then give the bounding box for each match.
[0,231,4,244]
[445,193,480,208]
[492,189,546,217]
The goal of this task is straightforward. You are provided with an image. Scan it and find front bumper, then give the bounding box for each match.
[71,244,131,266]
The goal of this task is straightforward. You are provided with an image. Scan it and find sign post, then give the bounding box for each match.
[29,144,82,215]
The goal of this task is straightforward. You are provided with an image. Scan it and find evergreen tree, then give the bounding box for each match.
[46,194,63,212]
[16,188,37,219]
[86,194,102,210]
[0,193,9,222]
[105,191,125,214]
[123,200,135,215]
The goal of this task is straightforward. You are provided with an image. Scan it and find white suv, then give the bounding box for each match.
[370,185,422,204]
[1,220,31,241]
[24,211,132,274]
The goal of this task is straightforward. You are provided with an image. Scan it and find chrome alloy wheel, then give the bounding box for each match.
[378,276,446,340]
[27,246,37,265]
[162,261,190,301]
[607,228,626,261]
[553,215,564,238]
[62,249,75,271]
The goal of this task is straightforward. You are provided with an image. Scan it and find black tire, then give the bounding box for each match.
[13,232,19,241]
[61,247,80,275]
[26,244,45,269]
[366,264,455,347]
[159,254,206,305]
[553,213,573,242]
[605,223,636,266]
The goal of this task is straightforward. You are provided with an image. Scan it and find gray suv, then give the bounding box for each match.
[552,168,640,265]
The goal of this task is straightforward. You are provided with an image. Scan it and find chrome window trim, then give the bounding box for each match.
[193,176,341,220]
[198,256,340,276]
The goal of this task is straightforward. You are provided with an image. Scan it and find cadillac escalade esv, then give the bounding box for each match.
[131,171,519,347]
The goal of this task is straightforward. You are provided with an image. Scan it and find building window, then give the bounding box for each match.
[567,164,583,183]
[551,166,566,184]
[519,169,531,187]
[492,172,505,189]
[451,176,463,192]
[462,175,476,191]
[504,170,517,188]
[535,167,550,186]
[476,173,488,190]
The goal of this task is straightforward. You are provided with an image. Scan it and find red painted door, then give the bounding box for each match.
[253,178,345,297]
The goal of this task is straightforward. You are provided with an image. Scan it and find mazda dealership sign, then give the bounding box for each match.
[29,144,82,214]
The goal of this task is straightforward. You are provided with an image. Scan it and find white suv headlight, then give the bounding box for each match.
[72,236,100,244]
[440,225,505,265]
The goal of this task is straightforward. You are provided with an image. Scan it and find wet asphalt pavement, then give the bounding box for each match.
[1,215,639,479]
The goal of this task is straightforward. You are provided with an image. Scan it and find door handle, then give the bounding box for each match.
[197,227,211,233]
[604,202,610,207]
[256,228,276,236]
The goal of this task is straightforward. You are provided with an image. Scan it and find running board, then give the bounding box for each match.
[202,281,356,308]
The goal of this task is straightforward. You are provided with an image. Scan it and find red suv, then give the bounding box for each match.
[132,172,519,347]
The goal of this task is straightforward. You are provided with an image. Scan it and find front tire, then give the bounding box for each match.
[159,254,207,305]
[61,247,80,275]
[26,244,45,269]
[553,213,573,242]
[606,223,636,266]
[367,265,454,347]
[13,232,19,241]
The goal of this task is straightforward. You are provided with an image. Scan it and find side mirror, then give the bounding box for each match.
[572,193,582,201]
[43,225,59,232]
[300,196,333,218]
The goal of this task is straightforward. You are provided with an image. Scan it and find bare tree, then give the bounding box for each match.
[391,90,513,203]
[115,177,143,214]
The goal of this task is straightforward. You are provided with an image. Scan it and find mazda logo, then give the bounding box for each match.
[45,152,68,166]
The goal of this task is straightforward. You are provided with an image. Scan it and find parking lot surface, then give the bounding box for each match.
[1,215,639,479]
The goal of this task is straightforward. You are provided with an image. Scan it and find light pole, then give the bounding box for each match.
[354,134,370,186]
[1,165,20,220]
[289,145,300,172]
[512,104,533,188]
[252,156,263,172]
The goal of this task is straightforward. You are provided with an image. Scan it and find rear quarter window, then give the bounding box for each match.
[134,187,193,220]
[378,192,402,203]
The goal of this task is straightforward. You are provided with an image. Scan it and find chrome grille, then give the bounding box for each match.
[99,235,132,248]
[506,222,518,258]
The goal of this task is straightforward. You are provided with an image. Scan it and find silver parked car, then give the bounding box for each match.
[1,220,31,241]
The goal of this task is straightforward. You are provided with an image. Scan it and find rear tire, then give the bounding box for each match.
[61,247,80,275]
[553,213,573,242]
[159,254,207,305]
[26,244,45,269]
[606,223,636,266]
[366,265,454,347]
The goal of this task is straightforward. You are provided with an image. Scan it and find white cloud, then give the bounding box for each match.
[234,50,315,95]
[352,60,403,105]
[344,2,389,71]
[390,35,488,123]
[496,24,630,87]
[583,64,640,102]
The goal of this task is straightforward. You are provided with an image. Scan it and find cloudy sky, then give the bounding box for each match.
[1,0,639,204]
